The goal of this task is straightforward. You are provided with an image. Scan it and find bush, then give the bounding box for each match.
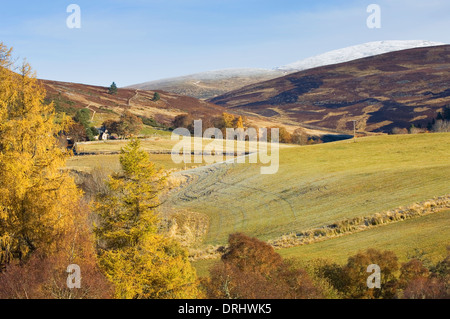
[391,127,408,135]
[292,128,309,145]
[172,114,194,133]
[402,277,447,299]
[409,125,426,134]
[204,233,322,299]
[152,92,160,102]
[102,112,143,138]
[73,108,91,127]
[140,116,160,127]
[432,120,450,132]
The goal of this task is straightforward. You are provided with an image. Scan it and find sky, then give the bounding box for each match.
[1,0,449,87]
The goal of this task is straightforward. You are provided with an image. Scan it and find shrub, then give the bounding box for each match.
[391,127,408,135]
[402,277,448,299]
[432,120,450,132]
[204,233,322,299]
[172,114,194,133]
[409,125,426,134]
[292,128,309,145]
[152,92,160,102]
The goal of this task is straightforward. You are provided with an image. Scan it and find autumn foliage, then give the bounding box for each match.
[204,234,449,299]
[0,203,112,299]
[0,43,80,262]
[0,42,111,298]
[204,233,322,299]
[312,248,450,299]
[94,139,200,299]
[0,42,448,300]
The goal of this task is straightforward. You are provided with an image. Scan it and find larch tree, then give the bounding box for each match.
[94,138,200,299]
[221,113,235,129]
[234,116,244,129]
[0,43,81,265]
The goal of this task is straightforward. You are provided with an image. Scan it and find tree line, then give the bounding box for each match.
[392,106,450,134]
[172,113,324,145]
[203,233,449,299]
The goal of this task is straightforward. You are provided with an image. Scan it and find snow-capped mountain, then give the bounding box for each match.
[210,44,450,133]
[127,40,446,99]
[278,40,445,72]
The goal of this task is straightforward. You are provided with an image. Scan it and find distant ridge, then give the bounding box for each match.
[277,40,445,71]
[127,40,445,100]
[209,45,450,133]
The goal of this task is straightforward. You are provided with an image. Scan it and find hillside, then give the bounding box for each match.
[127,40,443,101]
[277,40,444,72]
[126,68,286,100]
[210,45,450,133]
[162,133,450,248]
[193,210,450,277]
[42,79,347,137]
[42,80,228,128]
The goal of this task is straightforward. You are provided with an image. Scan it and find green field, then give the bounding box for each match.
[73,136,269,154]
[67,153,227,172]
[74,137,179,153]
[192,210,450,277]
[279,209,450,263]
[163,133,450,246]
[68,135,289,172]
[139,126,173,137]
[67,133,450,278]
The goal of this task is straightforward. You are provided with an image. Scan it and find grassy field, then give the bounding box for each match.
[74,137,179,153]
[163,133,450,246]
[67,132,450,278]
[73,136,270,153]
[68,135,289,172]
[192,209,450,277]
[67,153,225,172]
[279,209,450,263]
[139,126,173,137]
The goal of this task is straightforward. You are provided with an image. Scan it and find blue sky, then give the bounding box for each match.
[1,0,449,87]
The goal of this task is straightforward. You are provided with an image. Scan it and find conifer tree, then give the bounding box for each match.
[152,92,160,102]
[108,82,118,95]
[0,43,81,263]
[94,139,199,298]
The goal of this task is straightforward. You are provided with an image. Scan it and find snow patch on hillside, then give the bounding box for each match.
[127,40,446,88]
[277,40,445,72]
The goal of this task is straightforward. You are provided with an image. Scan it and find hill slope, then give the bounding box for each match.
[126,68,286,100]
[162,133,450,246]
[210,45,450,133]
[42,79,346,136]
[42,80,229,127]
[278,40,444,72]
[127,40,443,101]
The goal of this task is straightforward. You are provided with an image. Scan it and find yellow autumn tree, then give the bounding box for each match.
[0,43,81,264]
[94,139,200,299]
[222,112,235,128]
[234,116,244,129]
